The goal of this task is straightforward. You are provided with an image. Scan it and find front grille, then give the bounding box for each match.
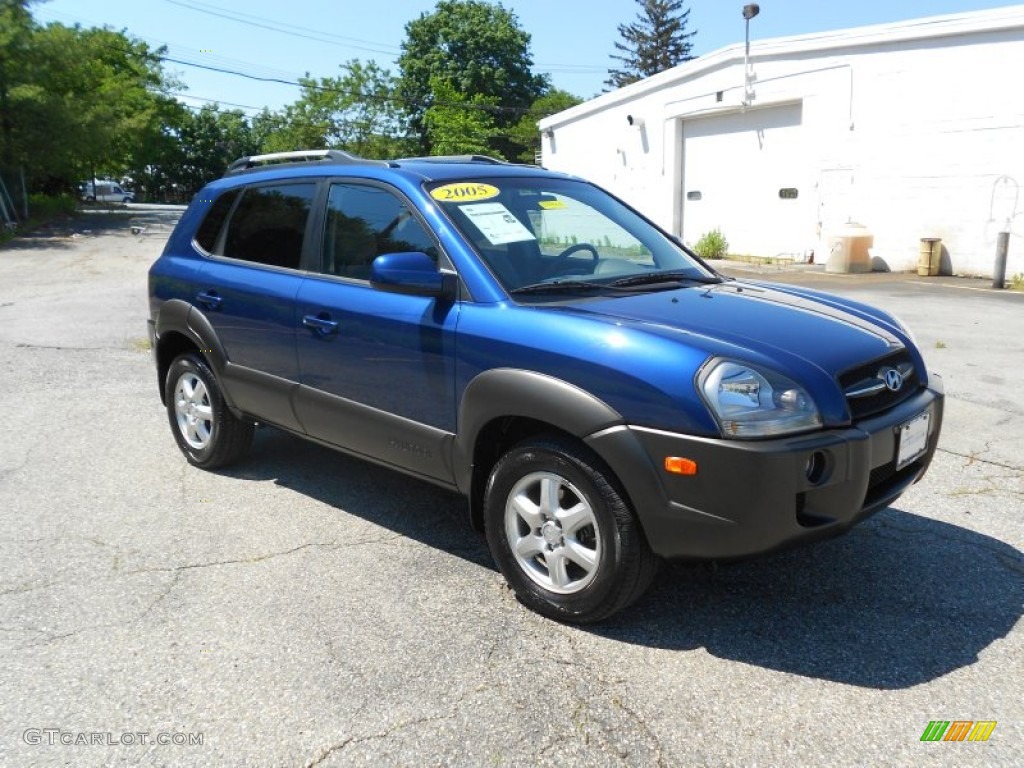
[868,462,896,490]
[839,349,920,420]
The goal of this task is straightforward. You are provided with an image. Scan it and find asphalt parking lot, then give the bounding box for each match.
[1,214,1021,767]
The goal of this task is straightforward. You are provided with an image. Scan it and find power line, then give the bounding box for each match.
[162,0,402,56]
[177,94,263,112]
[158,53,531,115]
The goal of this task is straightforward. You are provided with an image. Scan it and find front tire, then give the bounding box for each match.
[484,437,658,623]
[165,352,253,468]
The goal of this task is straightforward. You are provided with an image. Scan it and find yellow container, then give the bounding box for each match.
[918,238,941,276]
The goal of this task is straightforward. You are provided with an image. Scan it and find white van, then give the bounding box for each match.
[82,180,134,203]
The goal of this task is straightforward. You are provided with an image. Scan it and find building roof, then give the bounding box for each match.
[539,4,1024,130]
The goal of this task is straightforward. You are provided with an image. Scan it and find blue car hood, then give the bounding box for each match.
[555,280,904,377]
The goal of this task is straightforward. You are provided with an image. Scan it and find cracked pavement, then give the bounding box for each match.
[0,216,1021,766]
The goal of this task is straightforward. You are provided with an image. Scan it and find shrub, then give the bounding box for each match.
[694,228,729,260]
[28,194,77,219]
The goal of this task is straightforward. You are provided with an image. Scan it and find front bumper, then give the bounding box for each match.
[586,376,944,560]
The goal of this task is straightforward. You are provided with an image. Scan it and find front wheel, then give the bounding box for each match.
[484,437,658,623]
[165,352,253,468]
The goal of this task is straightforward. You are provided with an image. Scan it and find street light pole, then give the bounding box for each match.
[743,4,760,106]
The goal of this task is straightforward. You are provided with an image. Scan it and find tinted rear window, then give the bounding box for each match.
[194,190,239,253]
[222,184,317,270]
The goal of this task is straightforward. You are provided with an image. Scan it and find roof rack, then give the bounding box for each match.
[397,154,509,165]
[225,149,389,174]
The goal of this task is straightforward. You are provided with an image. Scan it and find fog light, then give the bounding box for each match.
[804,451,827,484]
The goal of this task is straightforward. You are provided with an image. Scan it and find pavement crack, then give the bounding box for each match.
[127,541,338,574]
[305,714,450,768]
[14,342,126,351]
[306,736,356,768]
[0,578,61,597]
[870,518,1024,572]
[937,446,1023,472]
[612,698,667,767]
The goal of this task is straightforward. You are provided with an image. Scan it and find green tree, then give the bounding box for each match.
[173,105,259,194]
[606,0,697,90]
[397,0,548,157]
[507,89,582,163]
[262,61,413,158]
[5,18,177,194]
[422,76,498,157]
[0,0,36,176]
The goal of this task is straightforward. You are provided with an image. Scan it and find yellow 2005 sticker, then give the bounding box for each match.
[430,182,500,202]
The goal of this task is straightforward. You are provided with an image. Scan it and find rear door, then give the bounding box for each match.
[294,180,459,482]
[196,181,319,431]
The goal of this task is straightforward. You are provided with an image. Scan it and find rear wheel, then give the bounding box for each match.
[165,352,252,468]
[484,436,658,623]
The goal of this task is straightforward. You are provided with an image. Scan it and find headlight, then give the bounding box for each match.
[699,359,822,438]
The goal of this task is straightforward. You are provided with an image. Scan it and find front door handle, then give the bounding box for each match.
[195,291,222,310]
[302,313,339,336]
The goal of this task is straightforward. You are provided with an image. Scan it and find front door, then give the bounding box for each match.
[294,181,460,482]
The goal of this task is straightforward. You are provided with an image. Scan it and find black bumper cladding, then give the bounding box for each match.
[587,377,945,560]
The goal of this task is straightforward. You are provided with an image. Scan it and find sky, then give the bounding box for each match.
[31,0,1024,115]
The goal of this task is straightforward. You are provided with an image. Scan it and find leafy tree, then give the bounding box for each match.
[507,89,582,163]
[0,0,35,175]
[261,61,413,158]
[3,16,178,196]
[606,0,697,90]
[397,0,548,157]
[422,77,498,157]
[172,105,259,195]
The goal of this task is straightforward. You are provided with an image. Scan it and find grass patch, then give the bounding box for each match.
[0,195,78,246]
[935,340,947,349]
[127,336,151,352]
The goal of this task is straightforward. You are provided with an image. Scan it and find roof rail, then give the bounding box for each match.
[398,154,509,165]
[225,149,388,174]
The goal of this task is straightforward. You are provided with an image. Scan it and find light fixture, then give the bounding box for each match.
[742,4,761,106]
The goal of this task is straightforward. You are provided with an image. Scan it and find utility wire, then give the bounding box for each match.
[158,53,533,115]
[163,0,402,56]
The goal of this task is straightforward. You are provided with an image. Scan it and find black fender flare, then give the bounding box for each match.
[154,299,234,407]
[453,368,623,494]
[453,369,673,546]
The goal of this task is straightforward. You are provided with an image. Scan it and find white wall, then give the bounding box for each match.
[540,9,1024,278]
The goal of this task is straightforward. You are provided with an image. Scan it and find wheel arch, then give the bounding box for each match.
[455,369,626,533]
[154,299,231,407]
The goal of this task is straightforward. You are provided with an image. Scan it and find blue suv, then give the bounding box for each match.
[148,150,944,622]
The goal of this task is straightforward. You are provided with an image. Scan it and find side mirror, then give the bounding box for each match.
[370,252,456,299]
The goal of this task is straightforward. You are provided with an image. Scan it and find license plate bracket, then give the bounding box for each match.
[896,411,930,470]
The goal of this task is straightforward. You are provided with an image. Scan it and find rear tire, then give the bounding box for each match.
[484,436,658,623]
[165,352,252,468]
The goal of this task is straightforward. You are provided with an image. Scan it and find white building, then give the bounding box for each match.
[539,6,1024,277]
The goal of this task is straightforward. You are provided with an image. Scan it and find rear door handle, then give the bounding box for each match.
[302,313,339,336]
[195,291,222,310]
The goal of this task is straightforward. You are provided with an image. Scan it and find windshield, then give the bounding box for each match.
[427,177,716,294]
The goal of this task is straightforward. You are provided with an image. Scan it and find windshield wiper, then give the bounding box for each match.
[608,270,722,288]
[509,279,613,296]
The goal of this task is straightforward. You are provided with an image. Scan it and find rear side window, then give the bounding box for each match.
[222,184,317,270]
[194,190,239,253]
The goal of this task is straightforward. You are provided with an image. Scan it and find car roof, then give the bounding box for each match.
[209,149,574,191]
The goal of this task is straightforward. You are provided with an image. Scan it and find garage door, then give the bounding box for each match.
[681,103,812,259]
